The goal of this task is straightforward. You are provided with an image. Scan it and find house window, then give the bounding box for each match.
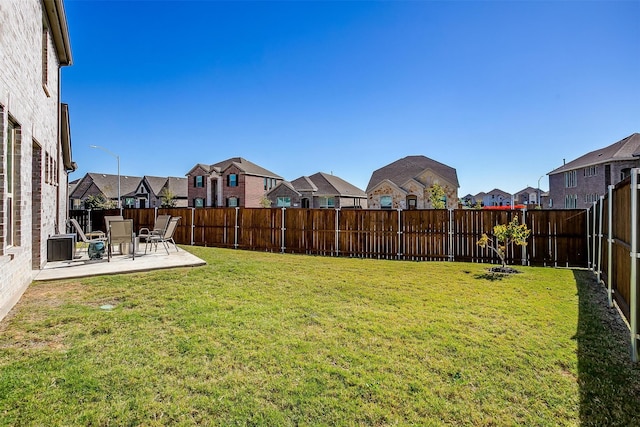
[125,197,135,208]
[584,166,597,177]
[621,168,632,181]
[319,197,335,208]
[564,170,577,188]
[194,198,204,208]
[380,196,392,209]
[5,119,20,247]
[194,176,204,188]
[227,174,238,187]
[276,197,291,207]
[406,195,417,210]
[564,194,578,209]
[227,197,239,207]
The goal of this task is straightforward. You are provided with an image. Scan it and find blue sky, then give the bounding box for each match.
[63,0,640,196]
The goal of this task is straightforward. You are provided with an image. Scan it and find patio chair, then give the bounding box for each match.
[104,215,124,233]
[145,216,181,255]
[107,219,136,262]
[66,218,107,254]
[138,214,171,244]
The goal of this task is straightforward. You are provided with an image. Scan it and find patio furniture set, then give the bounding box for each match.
[66,215,181,261]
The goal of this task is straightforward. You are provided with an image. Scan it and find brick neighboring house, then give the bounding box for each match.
[266,172,368,208]
[186,157,283,208]
[548,133,640,209]
[1,0,74,320]
[69,173,187,209]
[366,155,459,210]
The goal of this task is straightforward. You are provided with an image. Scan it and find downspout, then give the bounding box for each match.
[56,64,62,234]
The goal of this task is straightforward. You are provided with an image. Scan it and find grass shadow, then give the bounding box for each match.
[474,272,507,281]
[573,269,640,426]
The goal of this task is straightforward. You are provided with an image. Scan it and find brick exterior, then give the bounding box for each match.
[187,163,283,208]
[0,0,72,320]
[549,160,640,209]
[186,166,209,207]
[368,177,458,210]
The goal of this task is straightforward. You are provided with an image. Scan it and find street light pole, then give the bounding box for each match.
[90,145,121,214]
[537,175,544,208]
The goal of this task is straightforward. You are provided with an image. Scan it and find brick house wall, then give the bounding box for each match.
[187,165,209,207]
[549,160,640,209]
[0,0,72,320]
[267,185,302,207]
[244,175,270,207]
[368,178,458,210]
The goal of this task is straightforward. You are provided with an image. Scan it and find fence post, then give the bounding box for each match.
[448,209,454,262]
[86,209,92,233]
[234,207,239,249]
[397,208,403,260]
[335,208,340,257]
[607,185,614,308]
[587,206,596,270]
[597,197,604,283]
[630,168,639,362]
[190,208,195,246]
[281,207,286,254]
[520,209,527,266]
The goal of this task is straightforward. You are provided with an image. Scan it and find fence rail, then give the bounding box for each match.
[69,207,588,267]
[589,168,640,362]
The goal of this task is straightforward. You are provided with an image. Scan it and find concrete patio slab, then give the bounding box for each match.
[33,246,206,281]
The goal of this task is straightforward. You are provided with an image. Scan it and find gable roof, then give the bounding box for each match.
[291,176,318,192]
[366,155,459,193]
[514,186,538,195]
[266,181,302,197]
[211,157,283,179]
[484,188,512,198]
[292,172,366,198]
[165,177,188,198]
[86,173,142,199]
[549,133,640,175]
[144,176,170,196]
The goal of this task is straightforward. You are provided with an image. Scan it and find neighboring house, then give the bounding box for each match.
[138,176,188,208]
[0,0,74,320]
[366,155,459,209]
[267,172,368,208]
[548,133,640,209]
[186,157,283,208]
[513,186,541,207]
[481,189,512,207]
[461,192,485,208]
[69,173,187,209]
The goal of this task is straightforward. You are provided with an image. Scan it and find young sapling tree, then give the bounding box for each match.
[477,215,531,270]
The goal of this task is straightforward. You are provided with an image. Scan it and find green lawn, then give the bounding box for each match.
[1,247,639,426]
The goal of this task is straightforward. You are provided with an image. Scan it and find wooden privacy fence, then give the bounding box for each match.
[70,206,588,267]
[589,168,640,362]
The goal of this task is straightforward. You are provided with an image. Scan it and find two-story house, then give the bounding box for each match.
[69,173,188,209]
[266,172,367,208]
[186,157,283,208]
[548,133,640,209]
[1,0,74,320]
[366,155,459,210]
[481,188,513,207]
